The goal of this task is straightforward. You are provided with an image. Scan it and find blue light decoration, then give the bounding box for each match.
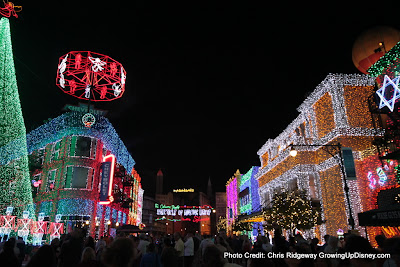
[239,166,261,214]
[239,170,252,214]
[26,111,135,172]
[250,166,261,213]
[57,199,94,216]
[96,204,103,219]
[376,75,400,112]
[39,201,53,215]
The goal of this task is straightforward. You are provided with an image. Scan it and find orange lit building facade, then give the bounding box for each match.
[255,74,393,243]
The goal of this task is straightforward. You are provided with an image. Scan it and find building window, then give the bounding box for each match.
[70,136,97,159]
[46,170,57,192]
[288,178,298,191]
[65,166,94,189]
[309,174,318,200]
[50,140,62,162]
[342,147,357,180]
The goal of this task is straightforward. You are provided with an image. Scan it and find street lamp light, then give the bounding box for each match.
[289,147,298,157]
[289,143,355,230]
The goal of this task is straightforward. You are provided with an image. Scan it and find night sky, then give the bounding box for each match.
[9,3,400,195]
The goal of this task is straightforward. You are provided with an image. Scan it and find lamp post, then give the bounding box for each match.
[290,143,355,230]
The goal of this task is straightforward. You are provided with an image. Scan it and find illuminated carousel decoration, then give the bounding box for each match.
[56,51,126,127]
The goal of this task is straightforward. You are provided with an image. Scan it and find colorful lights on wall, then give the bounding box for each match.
[255,74,379,240]
[25,107,141,238]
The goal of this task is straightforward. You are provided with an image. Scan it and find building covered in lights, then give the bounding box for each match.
[255,73,389,242]
[226,168,263,239]
[226,170,241,235]
[27,104,143,238]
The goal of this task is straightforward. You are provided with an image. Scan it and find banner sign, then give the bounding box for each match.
[99,154,115,205]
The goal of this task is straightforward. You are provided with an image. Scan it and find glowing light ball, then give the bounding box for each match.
[352,26,400,74]
[56,51,126,101]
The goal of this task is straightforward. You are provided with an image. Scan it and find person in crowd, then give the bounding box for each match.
[95,236,106,261]
[50,237,61,263]
[161,237,177,267]
[241,236,252,254]
[324,236,339,267]
[201,244,242,267]
[199,235,214,256]
[16,236,25,266]
[382,237,400,267]
[320,234,330,252]
[106,236,114,247]
[102,237,135,267]
[310,237,319,254]
[375,234,386,253]
[271,229,289,267]
[130,236,142,267]
[174,232,184,267]
[215,236,230,254]
[0,238,20,267]
[138,233,150,255]
[26,244,56,267]
[248,244,272,267]
[58,229,85,267]
[84,236,96,251]
[184,232,195,267]
[77,247,100,267]
[261,234,272,253]
[140,243,161,267]
[345,235,377,267]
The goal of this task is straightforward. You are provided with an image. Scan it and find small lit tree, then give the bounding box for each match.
[263,190,322,235]
[217,216,227,233]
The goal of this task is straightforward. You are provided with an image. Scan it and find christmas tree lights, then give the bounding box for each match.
[0,17,34,218]
[368,41,400,78]
[263,191,322,233]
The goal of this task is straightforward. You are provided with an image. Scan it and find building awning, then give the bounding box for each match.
[358,206,400,226]
[237,211,264,223]
[116,224,146,233]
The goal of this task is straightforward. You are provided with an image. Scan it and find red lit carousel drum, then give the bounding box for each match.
[56,51,126,101]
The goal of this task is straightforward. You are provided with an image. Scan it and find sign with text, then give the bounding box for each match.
[99,154,115,205]
[154,204,213,220]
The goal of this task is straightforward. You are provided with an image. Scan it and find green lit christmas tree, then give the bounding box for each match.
[0,17,34,218]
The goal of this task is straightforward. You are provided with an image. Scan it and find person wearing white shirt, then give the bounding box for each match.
[184,233,194,267]
[138,233,150,255]
[174,232,184,267]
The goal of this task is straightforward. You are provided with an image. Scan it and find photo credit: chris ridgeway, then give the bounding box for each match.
[223,252,391,260]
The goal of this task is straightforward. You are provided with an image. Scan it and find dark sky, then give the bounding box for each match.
[10,3,400,195]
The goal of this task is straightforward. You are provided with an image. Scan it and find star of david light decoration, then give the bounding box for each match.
[376,75,400,112]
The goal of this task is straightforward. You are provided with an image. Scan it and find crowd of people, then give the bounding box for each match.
[0,227,399,267]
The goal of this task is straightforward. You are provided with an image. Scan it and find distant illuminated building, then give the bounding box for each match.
[226,170,240,235]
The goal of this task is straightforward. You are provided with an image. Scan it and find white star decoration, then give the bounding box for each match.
[376,75,400,112]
